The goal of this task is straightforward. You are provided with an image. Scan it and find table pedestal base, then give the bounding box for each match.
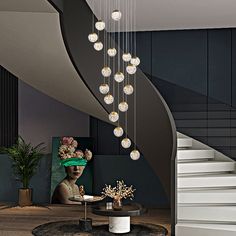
[79,218,92,232]
[109,216,130,233]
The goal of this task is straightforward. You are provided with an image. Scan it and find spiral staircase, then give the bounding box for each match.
[1,0,236,235]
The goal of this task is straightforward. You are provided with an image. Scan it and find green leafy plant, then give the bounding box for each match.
[0,136,45,189]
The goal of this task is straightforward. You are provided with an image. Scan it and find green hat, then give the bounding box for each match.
[60,158,87,167]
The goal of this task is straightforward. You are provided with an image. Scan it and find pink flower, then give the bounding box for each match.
[84,149,92,161]
[72,140,78,148]
[62,137,71,145]
[75,150,84,158]
[68,137,74,145]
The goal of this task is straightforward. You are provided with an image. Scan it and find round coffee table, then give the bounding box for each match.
[92,203,143,234]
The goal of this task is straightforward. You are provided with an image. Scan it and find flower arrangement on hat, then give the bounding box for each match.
[58,137,92,167]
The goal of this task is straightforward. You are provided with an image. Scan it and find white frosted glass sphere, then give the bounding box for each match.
[88,33,98,43]
[94,41,103,51]
[118,101,128,112]
[131,57,140,66]
[123,84,134,95]
[102,67,112,77]
[121,138,131,149]
[126,64,137,74]
[107,48,117,57]
[104,94,114,104]
[95,20,105,31]
[111,10,122,21]
[122,53,132,62]
[109,111,119,122]
[99,84,109,94]
[114,72,124,83]
[113,126,124,137]
[130,150,140,160]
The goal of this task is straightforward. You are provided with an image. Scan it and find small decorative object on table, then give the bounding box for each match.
[102,180,136,210]
[79,185,85,197]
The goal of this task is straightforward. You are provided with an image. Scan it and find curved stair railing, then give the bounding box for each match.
[48,0,177,234]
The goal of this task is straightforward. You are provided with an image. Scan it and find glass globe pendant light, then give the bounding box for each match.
[111,10,122,21]
[99,84,109,94]
[113,126,124,137]
[122,53,132,62]
[114,72,124,83]
[121,138,131,148]
[94,41,103,51]
[130,57,140,66]
[118,101,128,112]
[107,48,117,57]
[130,150,140,160]
[102,66,112,77]
[88,33,98,43]
[123,84,134,95]
[95,20,105,31]
[104,94,114,104]
[126,64,137,74]
[109,111,119,122]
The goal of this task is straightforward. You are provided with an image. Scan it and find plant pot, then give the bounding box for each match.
[18,188,32,207]
[113,197,122,211]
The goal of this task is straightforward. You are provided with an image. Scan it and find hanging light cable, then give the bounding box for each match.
[130,0,140,160]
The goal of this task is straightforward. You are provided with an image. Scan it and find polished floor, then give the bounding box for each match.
[0,203,171,236]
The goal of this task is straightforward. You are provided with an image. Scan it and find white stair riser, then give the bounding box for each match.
[178,175,236,188]
[177,150,214,160]
[177,138,193,148]
[176,225,236,236]
[178,162,235,174]
[176,132,236,236]
[178,190,236,204]
[178,206,236,222]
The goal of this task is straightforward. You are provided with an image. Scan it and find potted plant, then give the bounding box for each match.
[0,136,45,207]
[102,180,136,210]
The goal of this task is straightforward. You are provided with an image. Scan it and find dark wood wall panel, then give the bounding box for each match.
[151,30,208,96]
[208,29,231,105]
[232,29,236,107]
[0,66,18,147]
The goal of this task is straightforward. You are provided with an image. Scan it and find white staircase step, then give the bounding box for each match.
[178,174,236,188]
[178,189,236,204]
[177,138,193,148]
[178,206,236,222]
[176,223,236,236]
[177,149,214,161]
[178,161,235,174]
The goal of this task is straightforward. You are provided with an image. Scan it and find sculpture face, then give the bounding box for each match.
[66,165,85,180]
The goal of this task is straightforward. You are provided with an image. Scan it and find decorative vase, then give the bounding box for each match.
[18,188,32,207]
[113,197,122,211]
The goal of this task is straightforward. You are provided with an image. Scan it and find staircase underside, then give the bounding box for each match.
[0,1,108,121]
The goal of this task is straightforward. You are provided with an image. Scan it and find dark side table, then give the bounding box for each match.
[69,195,104,232]
[92,203,144,234]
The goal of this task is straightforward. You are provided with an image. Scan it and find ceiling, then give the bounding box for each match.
[0,0,108,121]
[0,0,56,13]
[87,0,236,31]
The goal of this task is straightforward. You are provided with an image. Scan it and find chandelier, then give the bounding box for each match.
[88,0,140,161]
